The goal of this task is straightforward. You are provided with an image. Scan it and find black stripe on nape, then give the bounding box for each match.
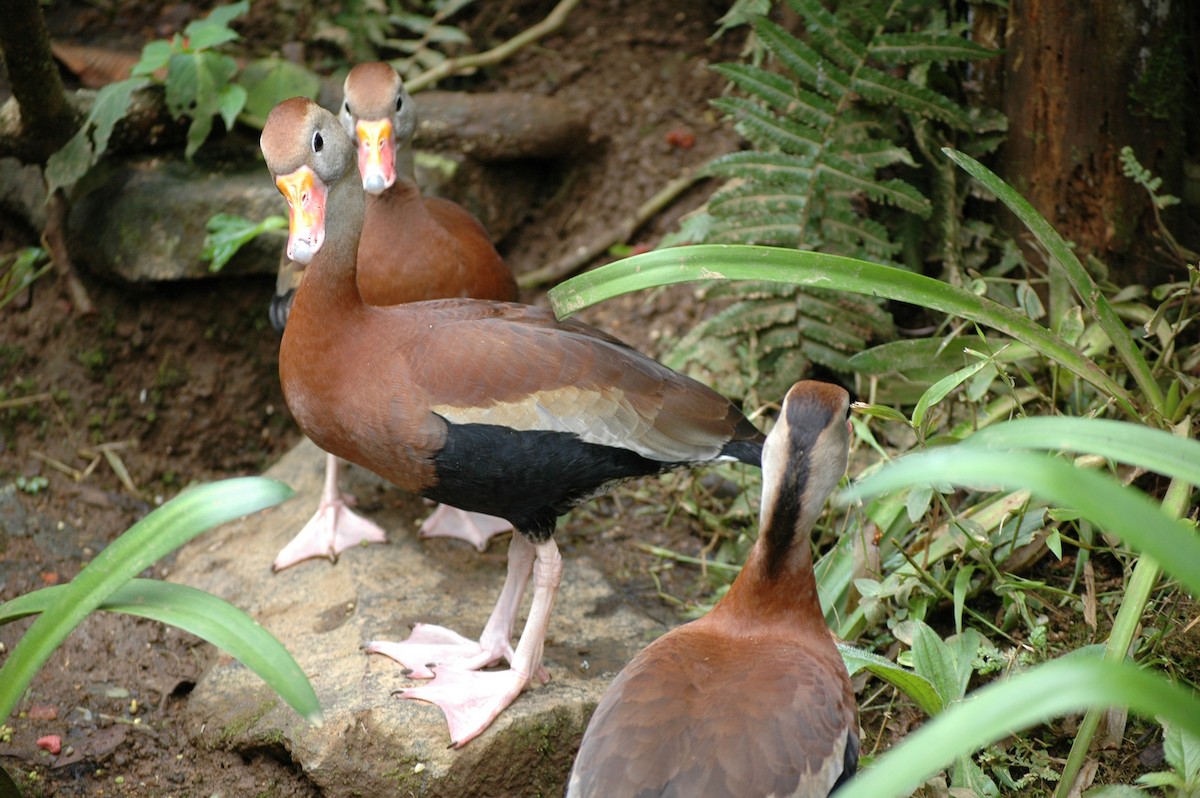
[428,421,675,542]
[760,395,835,579]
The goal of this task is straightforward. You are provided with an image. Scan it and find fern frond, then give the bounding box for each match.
[711,97,823,154]
[753,17,852,100]
[816,154,931,215]
[790,0,868,70]
[712,64,838,129]
[704,151,816,186]
[873,32,998,64]
[851,65,972,129]
[666,0,999,397]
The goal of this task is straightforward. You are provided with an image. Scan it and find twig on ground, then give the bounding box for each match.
[43,189,94,314]
[406,0,582,93]
[519,169,703,289]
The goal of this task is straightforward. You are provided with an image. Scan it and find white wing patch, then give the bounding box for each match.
[431,385,727,463]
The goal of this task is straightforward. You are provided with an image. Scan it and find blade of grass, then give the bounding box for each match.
[834,656,1200,798]
[942,148,1164,417]
[0,579,320,724]
[0,477,293,723]
[548,245,1137,417]
[839,448,1200,596]
[964,416,1200,485]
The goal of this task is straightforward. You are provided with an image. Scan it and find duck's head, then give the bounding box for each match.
[339,62,416,195]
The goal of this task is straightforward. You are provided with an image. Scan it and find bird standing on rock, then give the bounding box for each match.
[260,96,766,747]
[567,380,858,798]
[270,63,519,572]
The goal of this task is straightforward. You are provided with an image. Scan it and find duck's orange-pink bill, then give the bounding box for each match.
[355,118,397,194]
[276,166,326,265]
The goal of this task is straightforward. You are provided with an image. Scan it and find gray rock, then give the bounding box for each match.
[169,438,658,798]
[67,158,285,283]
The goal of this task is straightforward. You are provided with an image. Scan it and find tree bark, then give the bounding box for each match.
[999,0,1193,284]
[0,0,80,163]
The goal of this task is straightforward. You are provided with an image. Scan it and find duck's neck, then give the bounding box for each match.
[292,174,367,317]
[712,477,826,633]
[395,145,415,184]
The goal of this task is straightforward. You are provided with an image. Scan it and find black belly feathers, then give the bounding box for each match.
[431,420,763,542]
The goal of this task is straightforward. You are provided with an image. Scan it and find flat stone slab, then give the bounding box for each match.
[169,438,657,797]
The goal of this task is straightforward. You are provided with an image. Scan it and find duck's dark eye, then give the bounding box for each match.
[343,101,350,114]
[313,131,324,152]
[395,93,404,112]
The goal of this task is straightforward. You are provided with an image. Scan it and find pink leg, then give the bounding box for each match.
[365,534,546,680]
[273,453,388,571]
[419,504,513,551]
[398,539,562,747]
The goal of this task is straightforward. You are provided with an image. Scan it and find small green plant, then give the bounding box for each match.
[316,0,478,76]
[77,347,108,377]
[1137,722,1200,796]
[203,213,287,272]
[0,478,321,784]
[13,475,48,495]
[45,2,320,195]
[1086,722,1200,797]
[0,248,52,311]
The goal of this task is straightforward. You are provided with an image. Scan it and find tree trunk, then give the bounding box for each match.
[0,0,79,163]
[999,0,1193,284]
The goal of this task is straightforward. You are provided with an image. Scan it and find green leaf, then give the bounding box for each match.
[1088,787,1157,798]
[45,77,150,195]
[217,83,247,133]
[184,0,249,50]
[203,213,287,271]
[834,657,1200,798]
[1163,721,1200,784]
[840,448,1200,596]
[0,579,320,724]
[912,357,991,429]
[238,57,322,129]
[133,40,173,76]
[547,245,1137,417]
[911,621,979,706]
[952,566,975,635]
[963,416,1200,487]
[837,643,943,716]
[0,478,293,723]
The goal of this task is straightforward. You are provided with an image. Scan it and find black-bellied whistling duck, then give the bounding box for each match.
[270,63,520,571]
[261,97,766,747]
[567,380,858,797]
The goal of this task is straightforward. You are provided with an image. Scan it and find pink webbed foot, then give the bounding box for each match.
[419,504,513,551]
[273,496,388,571]
[398,665,537,748]
[364,623,511,679]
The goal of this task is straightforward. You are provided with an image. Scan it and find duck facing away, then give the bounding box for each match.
[567,380,858,798]
[270,63,520,572]
[260,97,765,747]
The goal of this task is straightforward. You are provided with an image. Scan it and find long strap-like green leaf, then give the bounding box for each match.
[964,416,1200,485]
[548,244,1137,417]
[0,477,294,723]
[0,579,320,724]
[834,656,1200,798]
[840,448,1200,596]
